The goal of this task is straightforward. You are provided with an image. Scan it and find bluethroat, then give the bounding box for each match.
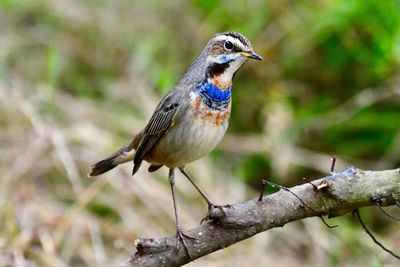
[89,31,262,256]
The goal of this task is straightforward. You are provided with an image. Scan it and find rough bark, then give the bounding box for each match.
[119,167,400,267]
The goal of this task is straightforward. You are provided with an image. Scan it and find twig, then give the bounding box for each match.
[302,177,318,191]
[353,209,400,260]
[375,204,400,221]
[330,155,337,175]
[372,197,400,221]
[374,201,400,222]
[258,179,267,202]
[265,180,338,228]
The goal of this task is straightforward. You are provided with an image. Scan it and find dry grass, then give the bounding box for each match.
[1,1,399,266]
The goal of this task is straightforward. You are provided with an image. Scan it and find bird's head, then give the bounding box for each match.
[204,32,262,88]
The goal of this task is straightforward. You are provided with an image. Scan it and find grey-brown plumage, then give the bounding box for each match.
[88,31,262,258]
[88,32,261,177]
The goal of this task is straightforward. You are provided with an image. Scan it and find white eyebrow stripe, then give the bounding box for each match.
[213,35,249,51]
[213,35,233,43]
[233,38,248,51]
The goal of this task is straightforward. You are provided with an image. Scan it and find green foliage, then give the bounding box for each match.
[324,107,399,157]
[239,154,271,186]
[87,202,121,221]
[193,0,269,36]
[285,0,400,94]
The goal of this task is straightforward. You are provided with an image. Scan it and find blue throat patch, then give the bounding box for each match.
[196,82,231,110]
[199,82,231,101]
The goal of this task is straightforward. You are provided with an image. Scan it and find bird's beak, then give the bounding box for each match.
[240,51,263,60]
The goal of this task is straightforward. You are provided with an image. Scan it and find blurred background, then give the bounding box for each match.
[1,0,400,266]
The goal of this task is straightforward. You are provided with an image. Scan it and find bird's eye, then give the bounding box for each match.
[224,40,234,50]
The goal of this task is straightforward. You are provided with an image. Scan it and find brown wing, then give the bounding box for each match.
[131,93,180,175]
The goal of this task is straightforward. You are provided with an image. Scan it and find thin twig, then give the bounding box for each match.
[372,196,400,221]
[375,204,400,221]
[258,180,267,202]
[265,181,338,228]
[353,209,400,260]
[302,177,318,191]
[330,155,337,175]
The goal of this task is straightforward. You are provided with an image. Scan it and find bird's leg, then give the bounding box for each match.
[168,169,195,260]
[179,167,225,221]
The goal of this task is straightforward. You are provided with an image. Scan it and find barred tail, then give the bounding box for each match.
[88,144,134,177]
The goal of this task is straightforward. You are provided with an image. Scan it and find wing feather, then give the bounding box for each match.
[146,107,176,134]
[132,92,181,171]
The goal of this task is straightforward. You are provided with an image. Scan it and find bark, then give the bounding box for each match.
[119,167,400,267]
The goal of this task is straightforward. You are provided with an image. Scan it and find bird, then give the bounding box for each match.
[88,31,262,256]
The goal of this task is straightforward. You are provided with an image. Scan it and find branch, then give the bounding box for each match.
[120,167,400,267]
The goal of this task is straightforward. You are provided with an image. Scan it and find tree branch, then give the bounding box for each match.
[120,167,400,267]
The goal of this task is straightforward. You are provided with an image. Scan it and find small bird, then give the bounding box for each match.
[88,31,262,255]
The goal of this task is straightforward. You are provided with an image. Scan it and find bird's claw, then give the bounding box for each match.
[200,203,226,224]
[176,228,196,261]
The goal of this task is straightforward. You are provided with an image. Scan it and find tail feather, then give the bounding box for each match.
[131,161,142,176]
[88,145,134,177]
[88,157,118,176]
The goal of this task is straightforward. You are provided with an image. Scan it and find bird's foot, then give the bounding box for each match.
[175,228,196,261]
[200,203,226,223]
